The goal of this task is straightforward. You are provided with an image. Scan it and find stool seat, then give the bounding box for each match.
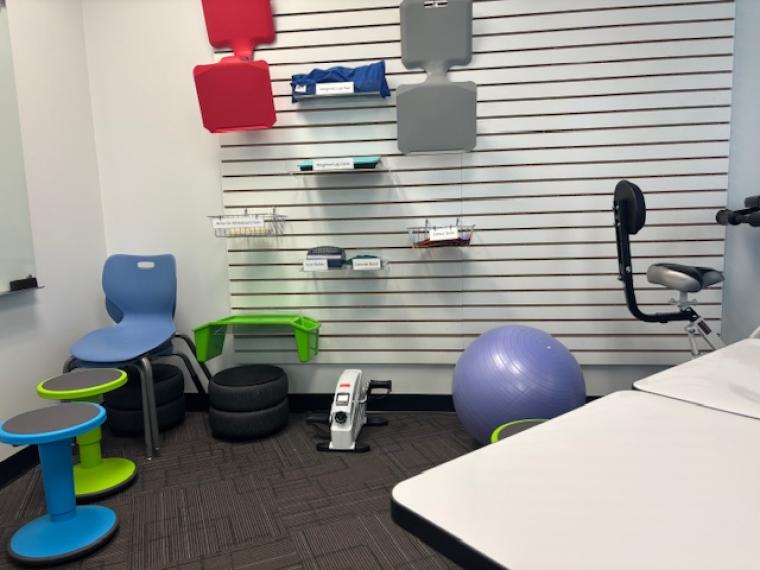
[37,369,137,500]
[38,368,127,400]
[0,403,118,565]
[0,403,104,445]
[646,263,724,293]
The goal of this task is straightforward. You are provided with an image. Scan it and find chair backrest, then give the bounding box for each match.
[612,181,693,324]
[102,254,176,320]
[613,180,646,235]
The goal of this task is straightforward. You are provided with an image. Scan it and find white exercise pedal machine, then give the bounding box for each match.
[306,369,392,453]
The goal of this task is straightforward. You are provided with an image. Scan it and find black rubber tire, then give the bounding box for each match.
[105,394,186,436]
[208,365,288,412]
[209,398,288,440]
[103,363,184,411]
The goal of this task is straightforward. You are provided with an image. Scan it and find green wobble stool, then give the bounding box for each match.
[37,369,137,500]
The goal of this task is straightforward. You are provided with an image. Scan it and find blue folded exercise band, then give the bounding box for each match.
[291,60,390,101]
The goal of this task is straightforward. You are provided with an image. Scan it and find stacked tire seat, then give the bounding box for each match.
[103,364,185,435]
[209,365,288,439]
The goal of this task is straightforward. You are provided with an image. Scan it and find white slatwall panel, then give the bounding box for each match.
[219,0,734,367]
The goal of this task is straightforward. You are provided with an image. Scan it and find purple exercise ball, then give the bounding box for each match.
[453,325,586,444]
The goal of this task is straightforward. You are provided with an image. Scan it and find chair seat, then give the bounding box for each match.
[71,318,175,364]
[0,403,105,446]
[38,369,127,401]
[646,263,724,293]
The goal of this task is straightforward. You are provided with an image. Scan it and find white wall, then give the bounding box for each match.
[0,0,690,468]
[77,0,683,396]
[0,6,35,293]
[80,0,231,380]
[721,0,760,343]
[1,0,108,461]
[2,0,727,429]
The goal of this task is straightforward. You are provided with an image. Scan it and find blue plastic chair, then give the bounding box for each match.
[103,280,211,399]
[67,255,178,459]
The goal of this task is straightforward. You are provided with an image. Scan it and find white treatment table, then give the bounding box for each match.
[392,391,760,570]
[634,338,760,420]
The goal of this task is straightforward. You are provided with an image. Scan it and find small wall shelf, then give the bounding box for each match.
[302,256,389,273]
[293,90,384,102]
[193,314,321,363]
[293,156,383,175]
[0,286,44,298]
[409,219,475,248]
[208,208,286,237]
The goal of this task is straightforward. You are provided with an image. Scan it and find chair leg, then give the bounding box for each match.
[136,358,161,459]
[136,361,153,460]
[174,334,213,384]
[168,352,207,396]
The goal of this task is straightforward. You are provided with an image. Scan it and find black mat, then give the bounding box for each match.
[0,412,475,569]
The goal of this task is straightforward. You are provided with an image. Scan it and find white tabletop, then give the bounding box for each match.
[392,391,760,570]
[635,339,760,420]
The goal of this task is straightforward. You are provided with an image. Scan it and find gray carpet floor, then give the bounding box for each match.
[0,411,475,569]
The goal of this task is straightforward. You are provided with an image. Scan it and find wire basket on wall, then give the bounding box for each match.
[208,208,286,238]
[408,218,475,248]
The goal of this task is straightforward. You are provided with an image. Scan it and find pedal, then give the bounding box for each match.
[305,412,330,425]
[365,415,388,427]
[316,441,370,453]
[368,379,392,399]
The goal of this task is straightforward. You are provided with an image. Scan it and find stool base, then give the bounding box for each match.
[9,505,118,566]
[74,457,137,500]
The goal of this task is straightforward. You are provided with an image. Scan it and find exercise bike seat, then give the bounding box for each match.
[646,263,724,293]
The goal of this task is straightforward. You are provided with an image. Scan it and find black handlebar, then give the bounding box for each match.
[716,207,760,227]
[716,194,760,227]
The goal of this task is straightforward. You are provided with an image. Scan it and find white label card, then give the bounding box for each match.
[212,215,265,230]
[352,258,382,271]
[313,157,354,171]
[303,259,329,272]
[429,226,460,241]
[315,82,355,96]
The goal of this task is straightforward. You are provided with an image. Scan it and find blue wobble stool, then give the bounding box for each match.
[0,403,118,565]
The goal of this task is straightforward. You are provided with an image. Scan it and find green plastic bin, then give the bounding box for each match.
[193,315,321,363]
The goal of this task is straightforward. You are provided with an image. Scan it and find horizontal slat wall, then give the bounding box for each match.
[219,0,734,367]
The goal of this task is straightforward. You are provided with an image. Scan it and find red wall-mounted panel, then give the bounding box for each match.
[194,59,276,133]
[201,0,275,58]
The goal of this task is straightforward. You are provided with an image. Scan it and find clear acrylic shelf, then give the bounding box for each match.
[292,90,384,102]
[208,208,286,238]
[302,256,389,273]
[0,285,44,298]
[293,156,384,175]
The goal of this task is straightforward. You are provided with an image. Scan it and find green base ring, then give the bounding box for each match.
[490,419,547,444]
[74,457,137,501]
